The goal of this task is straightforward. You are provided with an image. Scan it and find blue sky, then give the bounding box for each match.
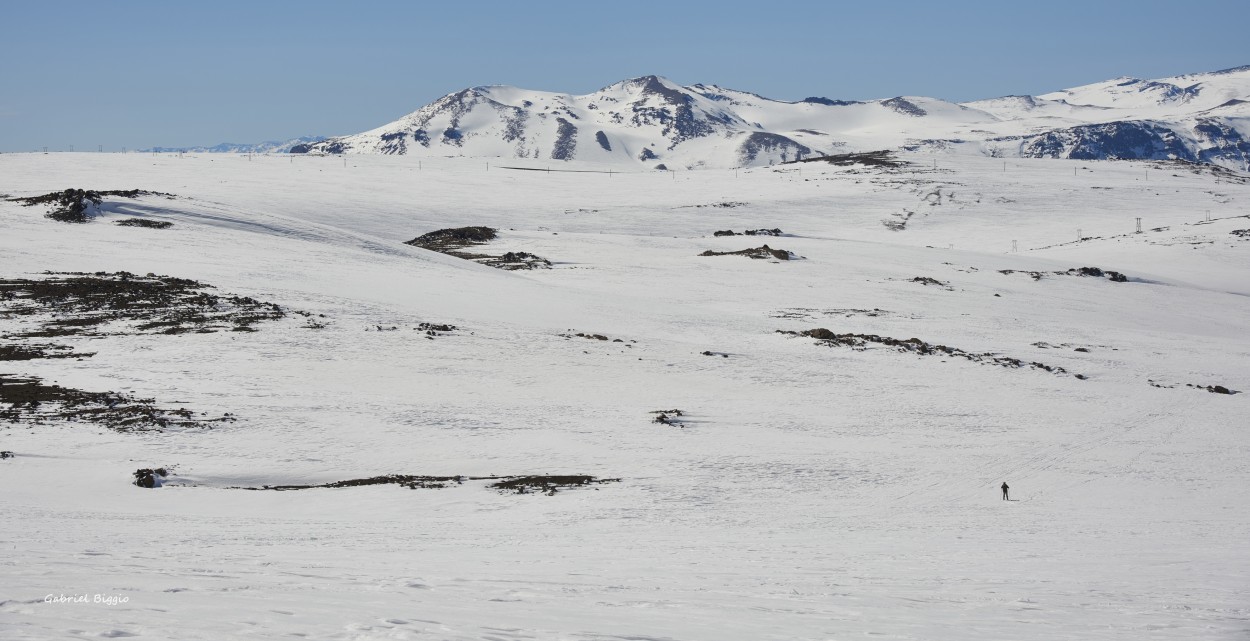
[1,0,1246,151]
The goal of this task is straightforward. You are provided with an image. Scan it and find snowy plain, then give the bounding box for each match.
[1,151,1248,640]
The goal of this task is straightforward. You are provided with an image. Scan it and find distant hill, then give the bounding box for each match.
[140,136,326,154]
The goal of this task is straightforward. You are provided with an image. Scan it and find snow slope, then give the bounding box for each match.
[295,67,1250,169]
[1,151,1248,640]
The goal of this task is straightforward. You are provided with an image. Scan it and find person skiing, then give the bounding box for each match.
[1001,482,1010,501]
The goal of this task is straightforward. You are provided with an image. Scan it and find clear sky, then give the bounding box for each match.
[1,0,1246,151]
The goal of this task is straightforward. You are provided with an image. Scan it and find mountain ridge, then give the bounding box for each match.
[291,67,1250,170]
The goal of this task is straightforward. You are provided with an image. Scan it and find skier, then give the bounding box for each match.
[1001,482,1010,501]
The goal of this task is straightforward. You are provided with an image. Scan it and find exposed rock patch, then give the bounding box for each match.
[739,132,811,164]
[1,374,230,432]
[1070,266,1129,282]
[560,331,633,346]
[699,245,796,260]
[0,272,287,337]
[238,474,618,496]
[1033,342,1098,353]
[252,474,466,491]
[883,209,916,231]
[784,150,905,168]
[564,331,608,341]
[115,218,173,229]
[999,267,1129,282]
[0,343,94,361]
[416,322,457,339]
[999,269,1048,281]
[712,228,782,237]
[650,409,685,427]
[10,189,175,223]
[485,251,552,270]
[490,475,617,495]
[770,308,899,320]
[1189,383,1239,395]
[881,97,927,117]
[405,226,497,252]
[133,468,169,488]
[404,227,551,270]
[686,201,746,209]
[778,329,1080,378]
[1151,380,1242,394]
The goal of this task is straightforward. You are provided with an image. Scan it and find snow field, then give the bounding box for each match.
[0,151,1247,640]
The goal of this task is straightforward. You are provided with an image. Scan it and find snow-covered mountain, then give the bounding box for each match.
[968,66,1250,167]
[296,67,1250,169]
[295,76,820,168]
[141,136,326,154]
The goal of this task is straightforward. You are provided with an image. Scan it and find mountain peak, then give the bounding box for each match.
[603,75,689,102]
